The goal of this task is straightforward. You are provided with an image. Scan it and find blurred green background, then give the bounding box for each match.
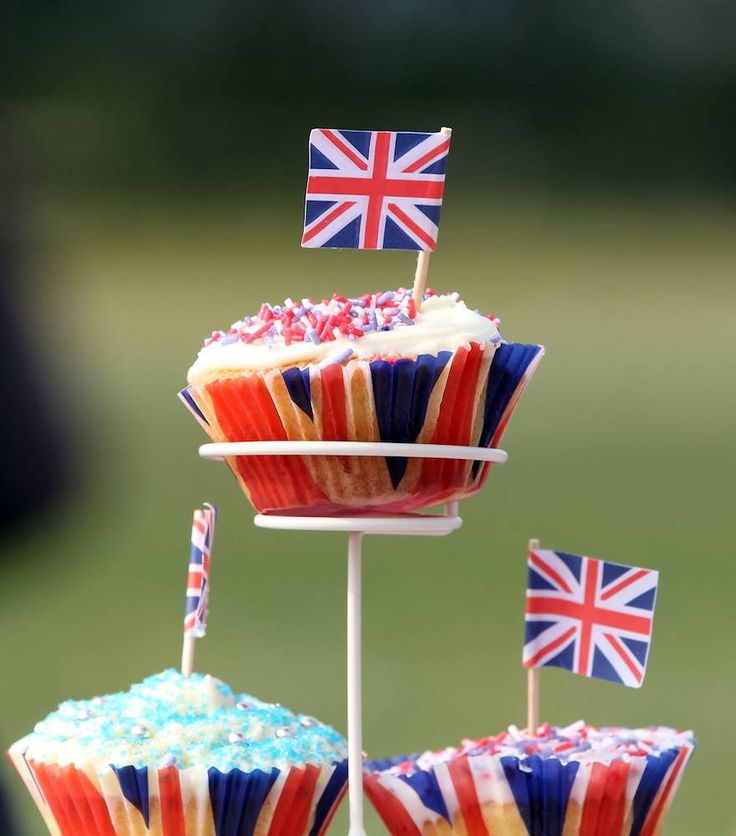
[1,2,735,834]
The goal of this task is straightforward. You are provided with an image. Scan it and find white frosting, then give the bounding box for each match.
[187,295,499,384]
[397,724,694,774]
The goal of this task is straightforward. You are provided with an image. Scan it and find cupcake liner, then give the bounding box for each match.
[6,743,63,836]
[184,341,543,515]
[364,743,694,835]
[8,743,347,836]
[177,389,211,435]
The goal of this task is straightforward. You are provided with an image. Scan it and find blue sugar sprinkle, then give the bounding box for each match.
[318,348,354,368]
[24,670,347,772]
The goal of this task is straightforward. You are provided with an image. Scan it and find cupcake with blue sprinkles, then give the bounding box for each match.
[8,669,348,835]
[181,288,543,515]
[364,721,695,835]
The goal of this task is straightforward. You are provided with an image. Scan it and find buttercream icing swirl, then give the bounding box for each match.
[187,290,500,383]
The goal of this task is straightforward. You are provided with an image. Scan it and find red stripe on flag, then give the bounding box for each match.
[302,201,357,244]
[307,175,445,201]
[600,568,650,601]
[321,129,368,171]
[525,598,652,635]
[447,757,489,835]
[604,632,643,684]
[529,550,573,594]
[524,625,577,669]
[387,203,436,250]
[402,138,451,174]
[577,559,599,676]
[363,132,391,249]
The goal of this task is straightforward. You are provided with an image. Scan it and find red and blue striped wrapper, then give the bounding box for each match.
[364,742,694,835]
[181,341,543,515]
[7,742,348,836]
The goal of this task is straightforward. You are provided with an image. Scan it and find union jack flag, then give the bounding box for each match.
[301,128,451,251]
[523,548,659,687]
[183,503,217,637]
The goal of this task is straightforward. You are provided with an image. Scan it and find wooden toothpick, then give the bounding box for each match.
[527,537,540,734]
[412,126,452,311]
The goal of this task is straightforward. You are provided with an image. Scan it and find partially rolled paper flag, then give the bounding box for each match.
[181,502,217,676]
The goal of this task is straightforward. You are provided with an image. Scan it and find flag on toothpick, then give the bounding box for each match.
[301,128,451,251]
[183,503,217,638]
[523,547,659,688]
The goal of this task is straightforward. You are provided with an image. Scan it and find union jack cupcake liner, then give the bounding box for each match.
[7,743,348,836]
[182,341,543,515]
[363,735,695,836]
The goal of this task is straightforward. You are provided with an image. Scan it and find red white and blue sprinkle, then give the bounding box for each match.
[203,288,501,349]
[318,347,355,368]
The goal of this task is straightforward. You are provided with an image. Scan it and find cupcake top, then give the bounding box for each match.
[373,721,695,776]
[187,289,501,383]
[15,670,347,772]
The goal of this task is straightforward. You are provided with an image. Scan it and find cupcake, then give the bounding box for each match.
[8,669,348,835]
[364,721,694,835]
[181,288,543,516]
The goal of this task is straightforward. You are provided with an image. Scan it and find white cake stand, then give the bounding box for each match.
[199,440,508,836]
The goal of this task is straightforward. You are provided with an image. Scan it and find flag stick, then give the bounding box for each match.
[527,537,540,733]
[181,635,196,677]
[412,126,452,311]
[181,506,216,676]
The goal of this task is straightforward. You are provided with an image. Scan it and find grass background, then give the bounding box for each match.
[1,193,734,834]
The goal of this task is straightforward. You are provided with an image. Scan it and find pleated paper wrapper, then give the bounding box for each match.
[181,341,543,515]
[7,740,348,836]
[364,743,694,836]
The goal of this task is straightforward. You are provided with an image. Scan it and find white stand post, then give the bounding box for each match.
[197,441,509,836]
[347,532,365,836]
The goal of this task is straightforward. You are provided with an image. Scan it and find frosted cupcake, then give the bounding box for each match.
[8,670,348,836]
[181,288,543,515]
[364,722,694,835]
